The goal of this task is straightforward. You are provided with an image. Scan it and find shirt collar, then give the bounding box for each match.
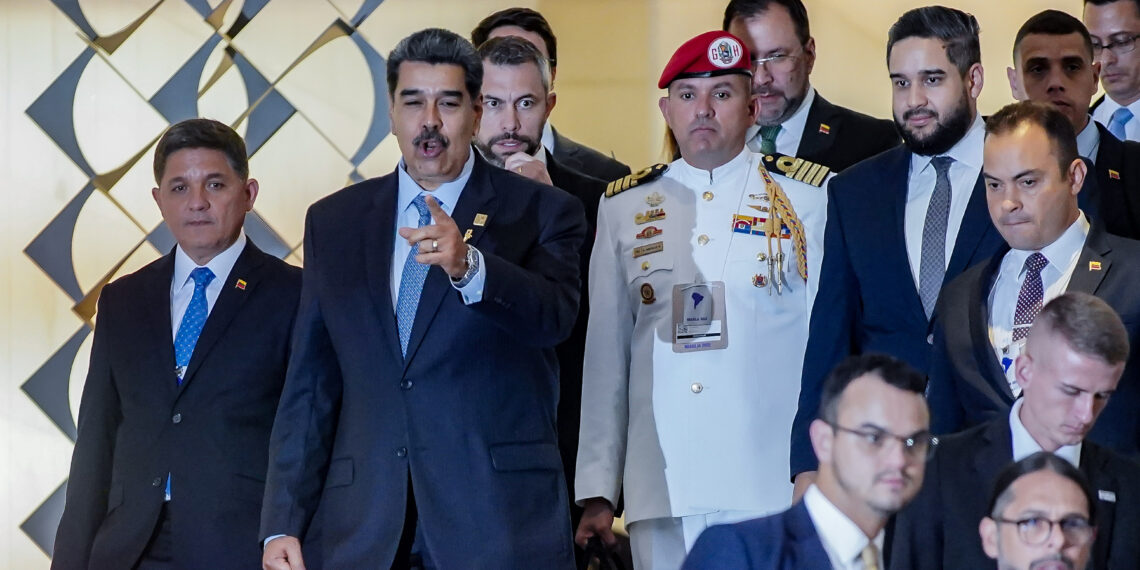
[172,230,246,291]
[397,149,475,214]
[541,122,555,154]
[804,485,885,567]
[1076,116,1100,160]
[673,146,752,185]
[1009,398,1082,467]
[911,113,985,174]
[535,143,548,166]
[1004,212,1090,277]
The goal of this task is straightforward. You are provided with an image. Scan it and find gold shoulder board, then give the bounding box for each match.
[762,152,829,187]
[606,163,669,198]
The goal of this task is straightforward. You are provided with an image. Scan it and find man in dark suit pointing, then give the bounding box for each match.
[260,28,585,569]
[52,119,301,569]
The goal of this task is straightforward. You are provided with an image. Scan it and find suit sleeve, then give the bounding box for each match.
[575,198,632,508]
[260,210,344,542]
[681,524,754,569]
[470,187,587,347]
[790,177,861,478]
[927,294,967,435]
[52,290,122,570]
[887,445,945,570]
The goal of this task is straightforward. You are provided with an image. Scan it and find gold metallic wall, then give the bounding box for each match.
[0,0,1076,566]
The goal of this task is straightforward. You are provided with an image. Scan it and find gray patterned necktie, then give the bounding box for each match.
[919,156,954,318]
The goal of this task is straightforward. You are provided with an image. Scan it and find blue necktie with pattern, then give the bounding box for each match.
[396,195,434,356]
[1108,107,1133,140]
[173,267,215,384]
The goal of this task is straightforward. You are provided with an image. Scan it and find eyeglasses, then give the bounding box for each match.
[1092,34,1140,57]
[751,51,801,73]
[992,515,1095,546]
[829,423,939,460]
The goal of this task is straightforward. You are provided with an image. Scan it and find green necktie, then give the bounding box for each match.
[759,125,781,155]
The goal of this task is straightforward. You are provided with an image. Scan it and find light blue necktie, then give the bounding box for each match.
[1108,107,1133,140]
[396,195,434,356]
[173,267,215,384]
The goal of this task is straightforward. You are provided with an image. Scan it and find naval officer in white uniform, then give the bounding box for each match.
[574,30,831,569]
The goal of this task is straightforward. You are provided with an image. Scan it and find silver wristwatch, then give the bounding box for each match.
[452,245,480,287]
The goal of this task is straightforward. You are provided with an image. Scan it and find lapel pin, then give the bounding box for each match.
[1099,489,1116,503]
[818,123,831,135]
[1109,169,1121,180]
[473,213,488,226]
[1089,261,1102,271]
[463,229,473,242]
[235,279,247,290]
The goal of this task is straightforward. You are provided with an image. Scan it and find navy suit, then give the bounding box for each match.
[681,502,831,569]
[890,418,1140,569]
[926,223,1140,457]
[796,92,900,173]
[52,241,301,569]
[551,126,630,182]
[260,154,586,568]
[790,145,1005,477]
[1086,122,1140,240]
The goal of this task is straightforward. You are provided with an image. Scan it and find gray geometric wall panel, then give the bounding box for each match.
[230,50,296,156]
[21,325,91,442]
[150,34,224,124]
[26,47,97,178]
[24,184,96,302]
[20,481,68,557]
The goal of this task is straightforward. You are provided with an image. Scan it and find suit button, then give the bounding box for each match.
[172,413,182,424]
[698,234,710,245]
[691,382,703,394]
[152,477,162,487]
[927,334,934,345]
[396,447,408,457]
[400,380,413,390]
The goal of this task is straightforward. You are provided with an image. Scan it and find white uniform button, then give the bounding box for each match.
[927,334,934,345]
[698,234,709,245]
[691,382,703,393]
[702,191,714,201]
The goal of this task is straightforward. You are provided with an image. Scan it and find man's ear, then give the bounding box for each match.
[809,418,834,465]
[979,517,1000,559]
[1007,66,1026,101]
[545,91,557,122]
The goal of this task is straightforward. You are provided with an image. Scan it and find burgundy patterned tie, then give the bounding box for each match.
[1012,252,1048,342]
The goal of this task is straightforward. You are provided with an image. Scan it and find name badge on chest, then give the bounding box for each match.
[672,282,728,352]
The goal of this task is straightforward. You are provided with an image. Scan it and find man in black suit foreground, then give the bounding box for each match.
[471,7,631,181]
[927,101,1140,458]
[981,453,1102,570]
[473,34,607,551]
[894,292,1140,569]
[52,119,301,569]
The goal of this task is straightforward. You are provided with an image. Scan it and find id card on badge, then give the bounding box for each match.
[672,282,728,352]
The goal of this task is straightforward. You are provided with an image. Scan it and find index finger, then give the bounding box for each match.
[424,194,450,223]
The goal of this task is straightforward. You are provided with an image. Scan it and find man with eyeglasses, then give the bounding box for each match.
[893,291,1140,569]
[979,452,1098,570]
[683,353,932,569]
[1085,0,1140,141]
[724,0,899,172]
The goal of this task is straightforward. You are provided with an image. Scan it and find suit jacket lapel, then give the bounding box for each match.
[1092,124,1126,221]
[179,241,266,392]
[974,419,1013,486]
[970,250,1016,400]
[786,502,832,567]
[945,174,992,282]
[146,252,179,398]
[1080,443,1117,567]
[403,154,498,368]
[797,96,835,162]
[1068,223,1111,295]
[888,149,927,318]
[364,173,403,366]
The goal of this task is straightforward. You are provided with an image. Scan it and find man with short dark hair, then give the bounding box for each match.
[926,101,1140,460]
[684,353,933,569]
[260,28,585,569]
[52,118,301,569]
[790,5,1005,500]
[723,0,898,171]
[1007,9,1140,239]
[1084,0,1140,141]
[471,7,630,182]
[895,291,1140,568]
[980,452,1099,570]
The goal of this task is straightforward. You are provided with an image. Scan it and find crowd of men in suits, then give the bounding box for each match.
[45,0,1140,569]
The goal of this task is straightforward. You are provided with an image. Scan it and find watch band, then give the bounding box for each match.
[451,245,479,287]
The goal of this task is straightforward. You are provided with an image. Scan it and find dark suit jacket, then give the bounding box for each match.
[551,126,630,182]
[798,92,900,172]
[52,241,301,569]
[790,145,1006,478]
[682,502,831,569]
[927,223,1140,457]
[1086,122,1140,240]
[260,154,586,568]
[890,418,1140,569]
[546,152,606,530]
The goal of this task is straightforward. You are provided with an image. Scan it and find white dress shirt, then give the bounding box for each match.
[1076,116,1102,161]
[541,122,556,155]
[170,231,246,339]
[392,150,485,306]
[988,213,1089,394]
[745,86,816,157]
[1092,96,1140,141]
[803,485,885,570]
[1009,398,1082,466]
[904,114,986,291]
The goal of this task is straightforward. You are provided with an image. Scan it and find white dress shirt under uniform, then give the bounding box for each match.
[1092,96,1140,142]
[988,213,1089,395]
[803,485,885,570]
[1009,398,1082,466]
[904,114,986,291]
[169,231,246,339]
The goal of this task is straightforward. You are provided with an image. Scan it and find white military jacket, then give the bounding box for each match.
[576,148,828,524]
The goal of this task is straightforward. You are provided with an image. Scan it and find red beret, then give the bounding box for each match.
[658,31,752,89]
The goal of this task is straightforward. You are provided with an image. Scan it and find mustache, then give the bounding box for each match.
[487,132,538,147]
[413,128,449,148]
[1029,554,1075,570]
[903,108,938,122]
